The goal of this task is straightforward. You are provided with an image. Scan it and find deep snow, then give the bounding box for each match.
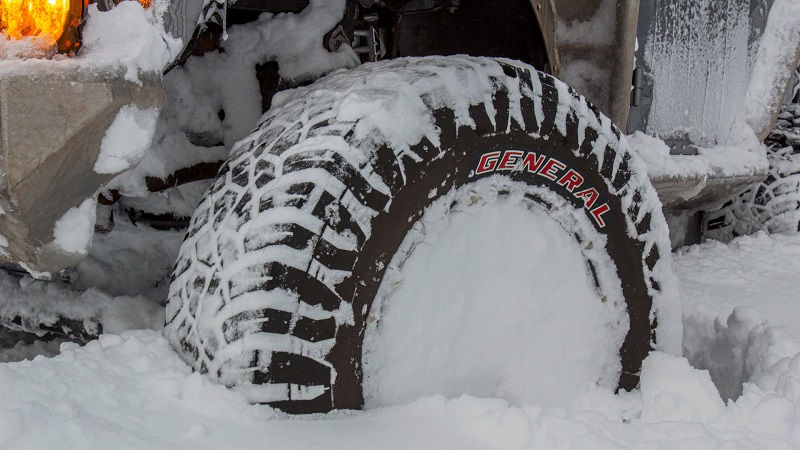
[363,195,621,409]
[0,232,799,448]
[0,1,796,447]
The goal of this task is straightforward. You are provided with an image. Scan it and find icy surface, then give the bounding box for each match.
[641,0,754,147]
[52,198,98,256]
[364,194,622,408]
[744,0,800,137]
[0,1,183,82]
[95,106,160,175]
[0,233,799,446]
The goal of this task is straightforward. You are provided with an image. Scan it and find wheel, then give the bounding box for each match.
[164,56,679,413]
[704,100,800,241]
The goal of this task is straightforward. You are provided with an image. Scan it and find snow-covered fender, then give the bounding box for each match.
[165,56,682,413]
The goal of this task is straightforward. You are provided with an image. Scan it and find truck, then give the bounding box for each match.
[0,0,797,413]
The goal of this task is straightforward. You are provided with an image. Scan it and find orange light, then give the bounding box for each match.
[0,0,70,44]
[0,0,84,54]
[137,0,150,7]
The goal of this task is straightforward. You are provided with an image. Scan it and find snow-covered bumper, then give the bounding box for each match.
[0,68,164,275]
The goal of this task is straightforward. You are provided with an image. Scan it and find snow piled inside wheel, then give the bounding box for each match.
[165,56,681,413]
[362,178,626,408]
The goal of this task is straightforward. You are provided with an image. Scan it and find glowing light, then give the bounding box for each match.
[0,0,71,45]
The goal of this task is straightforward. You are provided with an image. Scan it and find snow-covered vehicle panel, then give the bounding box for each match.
[0,0,796,275]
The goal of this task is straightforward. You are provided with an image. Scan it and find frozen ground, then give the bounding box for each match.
[0,232,798,448]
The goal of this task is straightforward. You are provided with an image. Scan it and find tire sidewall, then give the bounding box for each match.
[328,111,653,409]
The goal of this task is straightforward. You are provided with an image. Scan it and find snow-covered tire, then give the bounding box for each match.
[165,56,677,413]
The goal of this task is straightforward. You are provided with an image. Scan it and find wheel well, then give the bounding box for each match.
[393,0,550,72]
[216,0,552,73]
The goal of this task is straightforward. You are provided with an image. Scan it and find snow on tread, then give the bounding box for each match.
[165,56,679,414]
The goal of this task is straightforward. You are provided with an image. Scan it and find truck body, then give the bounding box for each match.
[0,0,795,274]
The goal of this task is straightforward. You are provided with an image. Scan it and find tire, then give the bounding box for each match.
[705,101,800,241]
[164,56,679,413]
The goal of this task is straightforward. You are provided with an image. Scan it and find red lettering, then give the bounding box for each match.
[476,151,501,174]
[520,152,546,173]
[539,158,566,181]
[574,187,599,209]
[498,150,524,171]
[557,169,584,192]
[590,203,610,228]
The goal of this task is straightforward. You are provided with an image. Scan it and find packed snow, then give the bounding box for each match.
[363,189,623,408]
[95,106,161,175]
[0,227,798,447]
[51,198,98,257]
[626,127,768,187]
[676,232,800,342]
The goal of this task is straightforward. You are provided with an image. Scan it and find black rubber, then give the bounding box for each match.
[165,56,672,414]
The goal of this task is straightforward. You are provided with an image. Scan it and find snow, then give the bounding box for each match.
[161,57,680,397]
[107,0,356,198]
[94,106,160,175]
[0,1,183,83]
[364,191,623,408]
[51,198,98,256]
[744,0,800,138]
[675,232,800,342]
[70,218,185,302]
[626,131,707,180]
[626,128,768,183]
[118,180,210,219]
[640,0,754,147]
[0,272,162,338]
[170,0,356,147]
[639,352,725,423]
[0,233,799,447]
[0,338,61,364]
